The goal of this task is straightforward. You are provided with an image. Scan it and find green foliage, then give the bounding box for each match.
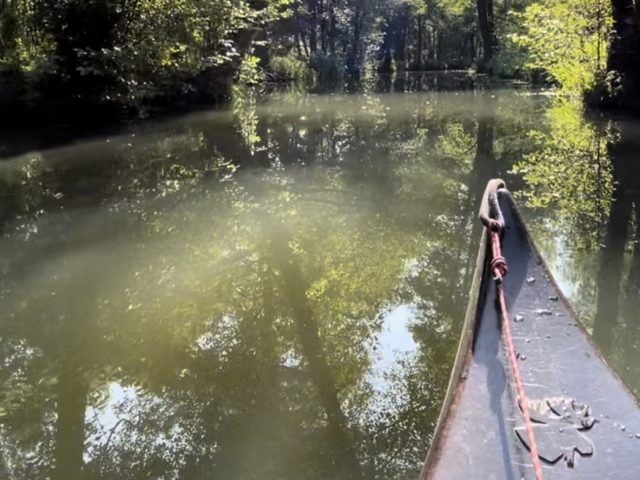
[1,0,287,103]
[507,0,611,94]
[269,53,312,82]
[0,1,54,72]
[512,98,613,245]
[231,55,263,153]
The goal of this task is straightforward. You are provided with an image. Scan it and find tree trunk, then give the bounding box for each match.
[416,15,423,70]
[378,20,394,72]
[293,1,305,57]
[592,138,635,352]
[347,4,362,75]
[268,226,363,480]
[392,8,409,71]
[607,0,640,109]
[476,0,496,73]
[52,364,89,480]
[319,0,327,53]
[592,192,631,353]
[328,0,336,56]
[309,0,318,55]
[437,32,444,63]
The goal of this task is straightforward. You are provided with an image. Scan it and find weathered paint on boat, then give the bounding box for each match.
[421,180,640,479]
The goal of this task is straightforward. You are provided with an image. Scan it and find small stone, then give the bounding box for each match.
[520,354,527,361]
[548,295,559,301]
[525,338,530,344]
[535,309,553,316]
[546,335,552,339]
[556,312,565,317]
[526,276,536,285]
[635,433,640,439]
[514,314,525,323]
[621,425,627,432]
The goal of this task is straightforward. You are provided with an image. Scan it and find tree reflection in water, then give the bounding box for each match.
[1,86,637,480]
[515,99,640,398]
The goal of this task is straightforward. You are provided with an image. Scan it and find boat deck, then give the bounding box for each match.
[425,190,640,479]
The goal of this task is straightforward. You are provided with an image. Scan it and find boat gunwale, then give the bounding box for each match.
[419,180,640,480]
[419,214,489,479]
[506,187,640,410]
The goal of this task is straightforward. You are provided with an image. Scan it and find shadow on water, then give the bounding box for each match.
[592,119,640,385]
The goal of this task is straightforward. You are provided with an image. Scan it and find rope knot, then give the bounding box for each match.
[491,255,508,278]
[491,255,509,277]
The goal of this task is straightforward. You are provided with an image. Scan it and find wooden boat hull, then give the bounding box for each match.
[422,182,640,479]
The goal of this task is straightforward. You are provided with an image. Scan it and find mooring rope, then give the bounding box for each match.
[486,193,545,480]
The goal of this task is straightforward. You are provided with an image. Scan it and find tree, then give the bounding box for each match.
[476,0,496,72]
[606,0,640,109]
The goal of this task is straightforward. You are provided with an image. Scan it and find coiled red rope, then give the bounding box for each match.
[489,228,545,480]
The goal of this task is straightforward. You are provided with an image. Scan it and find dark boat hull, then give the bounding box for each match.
[422,184,640,479]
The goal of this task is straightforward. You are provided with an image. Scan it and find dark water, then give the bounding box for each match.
[0,83,639,480]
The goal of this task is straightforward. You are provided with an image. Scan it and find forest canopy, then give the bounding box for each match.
[0,0,638,110]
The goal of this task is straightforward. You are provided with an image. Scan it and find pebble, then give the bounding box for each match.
[548,295,559,301]
[636,433,640,439]
[514,314,525,323]
[621,425,627,432]
[526,276,536,285]
[535,309,553,316]
[525,338,530,344]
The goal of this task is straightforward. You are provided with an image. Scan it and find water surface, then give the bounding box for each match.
[1,83,639,479]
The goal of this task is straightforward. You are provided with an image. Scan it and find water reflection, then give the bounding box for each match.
[517,104,640,398]
[1,87,637,480]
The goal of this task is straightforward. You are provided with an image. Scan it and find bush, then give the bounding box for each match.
[268,54,312,83]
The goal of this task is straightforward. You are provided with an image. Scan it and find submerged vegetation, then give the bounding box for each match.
[0,0,639,114]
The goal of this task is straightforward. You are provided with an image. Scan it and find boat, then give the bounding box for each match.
[421,179,640,479]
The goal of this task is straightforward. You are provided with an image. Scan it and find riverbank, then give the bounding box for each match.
[0,70,500,158]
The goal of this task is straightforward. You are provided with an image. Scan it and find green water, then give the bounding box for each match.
[0,84,639,480]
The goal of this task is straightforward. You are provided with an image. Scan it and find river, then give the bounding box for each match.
[1,77,639,479]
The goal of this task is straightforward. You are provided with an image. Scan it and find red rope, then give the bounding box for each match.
[490,230,545,480]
